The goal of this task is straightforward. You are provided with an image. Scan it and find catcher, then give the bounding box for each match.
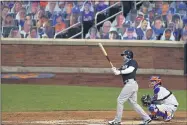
[141,76,179,122]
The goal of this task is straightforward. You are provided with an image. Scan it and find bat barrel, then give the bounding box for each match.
[98,43,114,68]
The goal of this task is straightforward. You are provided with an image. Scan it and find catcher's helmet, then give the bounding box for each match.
[121,50,133,59]
[149,76,162,87]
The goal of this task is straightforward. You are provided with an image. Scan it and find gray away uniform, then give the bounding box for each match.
[114,59,150,122]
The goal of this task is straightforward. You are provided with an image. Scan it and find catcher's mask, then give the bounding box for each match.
[149,76,162,88]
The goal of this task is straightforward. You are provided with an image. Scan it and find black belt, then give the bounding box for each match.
[174,105,178,107]
[124,78,135,84]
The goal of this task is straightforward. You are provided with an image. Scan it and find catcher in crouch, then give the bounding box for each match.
[141,76,179,122]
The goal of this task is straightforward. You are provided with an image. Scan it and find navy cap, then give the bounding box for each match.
[178,3,187,10]
[56,13,62,18]
[127,27,134,32]
[167,8,175,14]
[72,6,80,14]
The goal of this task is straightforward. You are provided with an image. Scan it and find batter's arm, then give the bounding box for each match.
[120,66,135,74]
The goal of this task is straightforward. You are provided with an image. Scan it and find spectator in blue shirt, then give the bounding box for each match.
[151,16,165,39]
[172,13,183,41]
[82,2,94,22]
[154,1,162,15]
[95,1,108,13]
[177,3,187,19]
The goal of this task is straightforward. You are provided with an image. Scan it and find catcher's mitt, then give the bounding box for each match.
[141,94,152,107]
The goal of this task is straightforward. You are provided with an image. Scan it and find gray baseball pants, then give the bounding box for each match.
[114,79,150,122]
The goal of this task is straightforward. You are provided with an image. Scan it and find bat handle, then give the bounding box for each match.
[110,62,114,68]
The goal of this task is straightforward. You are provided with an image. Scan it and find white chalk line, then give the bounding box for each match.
[2,119,187,125]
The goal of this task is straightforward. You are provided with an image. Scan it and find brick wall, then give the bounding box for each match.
[2,73,186,90]
[1,44,184,70]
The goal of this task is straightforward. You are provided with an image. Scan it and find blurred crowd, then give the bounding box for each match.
[87,1,187,42]
[1,1,187,42]
[1,1,120,39]
[1,1,85,38]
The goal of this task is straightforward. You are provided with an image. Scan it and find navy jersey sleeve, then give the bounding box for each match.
[129,60,138,69]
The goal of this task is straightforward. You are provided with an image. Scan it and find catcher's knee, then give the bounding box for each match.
[148,104,158,113]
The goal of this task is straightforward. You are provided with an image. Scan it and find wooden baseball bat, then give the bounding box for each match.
[98,43,114,68]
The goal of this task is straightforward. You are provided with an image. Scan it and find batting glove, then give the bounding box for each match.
[111,67,120,75]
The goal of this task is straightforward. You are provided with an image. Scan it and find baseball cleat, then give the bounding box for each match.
[139,119,152,125]
[165,115,172,122]
[108,119,121,125]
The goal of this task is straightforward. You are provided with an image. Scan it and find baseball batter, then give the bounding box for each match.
[109,50,152,125]
[147,76,179,121]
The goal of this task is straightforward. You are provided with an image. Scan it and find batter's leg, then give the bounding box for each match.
[114,85,135,122]
[128,90,151,121]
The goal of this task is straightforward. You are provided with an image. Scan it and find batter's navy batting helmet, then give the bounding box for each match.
[121,50,133,59]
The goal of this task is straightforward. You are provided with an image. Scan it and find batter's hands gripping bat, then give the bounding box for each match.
[98,43,114,68]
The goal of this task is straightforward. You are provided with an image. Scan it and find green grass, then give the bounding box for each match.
[1,84,187,112]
